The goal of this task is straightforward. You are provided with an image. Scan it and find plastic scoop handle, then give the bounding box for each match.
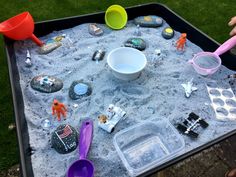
[79,120,93,159]
[214,35,236,56]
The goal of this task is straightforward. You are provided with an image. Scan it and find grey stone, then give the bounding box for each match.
[134,15,163,27]
[69,80,92,100]
[38,42,62,54]
[30,75,63,93]
[162,27,175,39]
[51,124,78,154]
[124,38,146,51]
[88,23,103,36]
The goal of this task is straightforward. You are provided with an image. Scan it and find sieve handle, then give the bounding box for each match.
[214,35,236,56]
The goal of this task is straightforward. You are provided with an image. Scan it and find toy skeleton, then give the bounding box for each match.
[98,104,126,133]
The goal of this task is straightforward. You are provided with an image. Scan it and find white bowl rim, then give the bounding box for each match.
[107,47,147,74]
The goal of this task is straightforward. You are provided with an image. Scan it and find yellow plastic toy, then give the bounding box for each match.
[105,5,128,30]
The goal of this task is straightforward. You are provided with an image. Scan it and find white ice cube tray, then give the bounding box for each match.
[206,85,236,120]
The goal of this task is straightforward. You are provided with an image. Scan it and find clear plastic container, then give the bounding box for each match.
[113,120,185,176]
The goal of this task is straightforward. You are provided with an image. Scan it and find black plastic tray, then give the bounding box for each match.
[4,3,236,177]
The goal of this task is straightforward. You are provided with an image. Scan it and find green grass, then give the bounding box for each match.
[0,0,235,172]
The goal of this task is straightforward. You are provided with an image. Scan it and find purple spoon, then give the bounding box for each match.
[67,120,94,177]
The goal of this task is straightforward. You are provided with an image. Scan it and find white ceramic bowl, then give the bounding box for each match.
[107,47,147,81]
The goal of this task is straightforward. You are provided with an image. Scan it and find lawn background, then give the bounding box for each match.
[0,0,235,172]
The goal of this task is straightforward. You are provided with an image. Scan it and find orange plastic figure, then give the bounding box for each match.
[176,33,187,51]
[52,99,67,121]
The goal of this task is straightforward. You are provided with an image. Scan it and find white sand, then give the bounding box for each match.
[14,20,236,177]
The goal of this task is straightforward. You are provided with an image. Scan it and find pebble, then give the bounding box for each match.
[69,80,92,100]
[30,75,63,93]
[134,15,163,27]
[162,27,174,39]
[88,23,103,36]
[124,38,146,51]
[38,42,62,54]
[51,124,78,154]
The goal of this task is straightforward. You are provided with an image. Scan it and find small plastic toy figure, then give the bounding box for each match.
[98,114,108,124]
[106,104,126,119]
[39,75,55,86]
[176,33,187,50]
[25,50,32,67]
[227,74,236,79]
[98,104,126,133]
[227,74,236,85]
[134,25,141,36]
[52,99,67,121]
[181,78,197,98]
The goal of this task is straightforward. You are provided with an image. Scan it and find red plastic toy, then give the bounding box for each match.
[52,99,67,121]
[176,33,187,50]
[0,12,43,46]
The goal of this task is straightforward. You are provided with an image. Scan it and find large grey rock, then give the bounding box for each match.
[51,124,78,154]
[30,75,63,93]
[134,15,163,27]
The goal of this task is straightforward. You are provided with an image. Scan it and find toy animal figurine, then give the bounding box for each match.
[176,33,187,51]
[52,99,67,121]
[98,104,126,133]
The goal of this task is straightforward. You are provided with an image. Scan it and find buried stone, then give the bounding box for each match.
[51,124,78,154]
[30,75,63,93]
[162,27,175,39]
[69,80,92,100]
[88,23,104,36]
[134,15,163,27]
[124,38,146,51]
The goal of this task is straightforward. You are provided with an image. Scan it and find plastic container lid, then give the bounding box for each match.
[113,120,185,176]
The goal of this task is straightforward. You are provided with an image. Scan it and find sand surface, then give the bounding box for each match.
[14,20,236,177]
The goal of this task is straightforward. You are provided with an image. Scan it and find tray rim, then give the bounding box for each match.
[3,2,236,177]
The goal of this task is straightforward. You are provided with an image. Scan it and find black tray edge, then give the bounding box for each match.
[3,2,236,177]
